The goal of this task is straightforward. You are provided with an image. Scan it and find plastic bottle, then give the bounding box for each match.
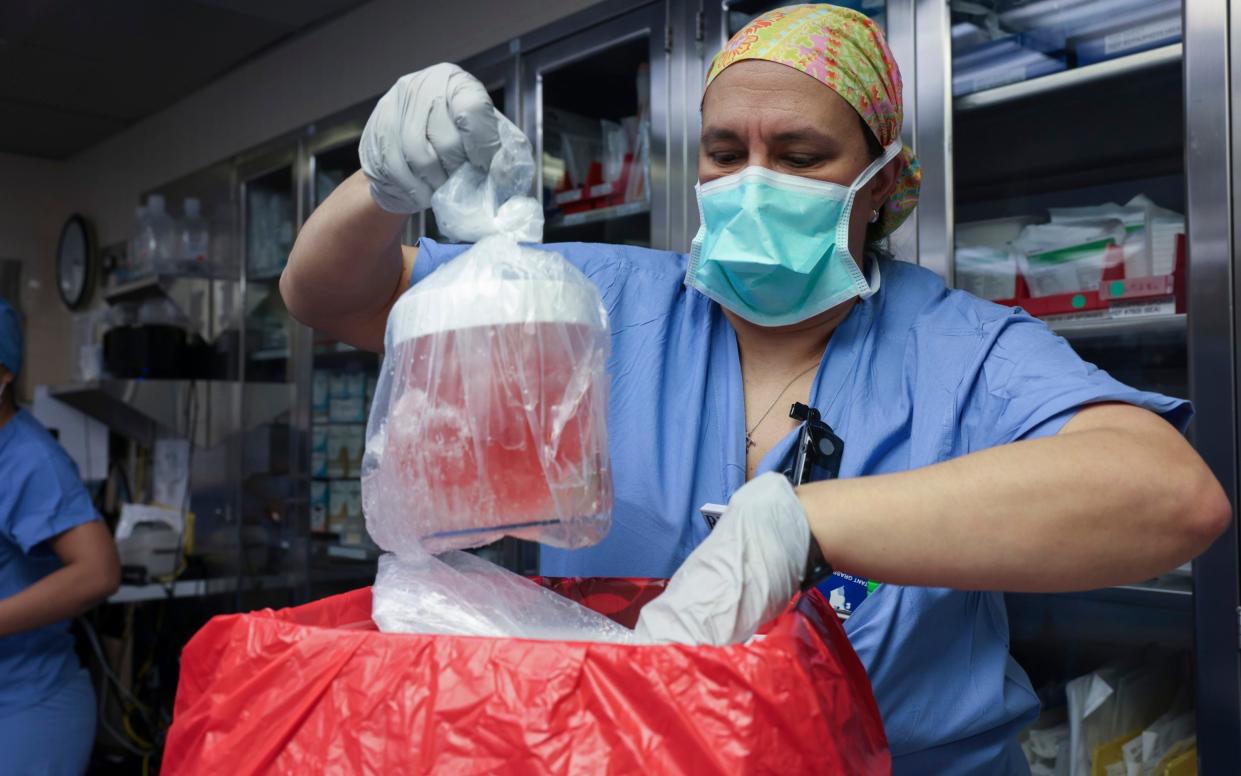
[127,204,148,280]
[179,197,210,273]
[144,194,178,274]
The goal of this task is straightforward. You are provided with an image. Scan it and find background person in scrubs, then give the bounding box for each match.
[0,298,121,774]
[280,6,1230,773]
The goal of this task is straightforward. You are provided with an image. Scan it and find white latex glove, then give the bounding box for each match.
[359,63,505,214]
[634,472,812,646]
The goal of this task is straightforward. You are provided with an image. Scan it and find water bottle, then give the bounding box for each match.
[179,197,210,274]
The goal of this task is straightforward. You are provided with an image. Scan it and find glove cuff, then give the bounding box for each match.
[367,181,422,216]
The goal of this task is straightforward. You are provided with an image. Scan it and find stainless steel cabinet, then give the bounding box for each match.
[903,0,1239,769]
[298,109,383,597]
[235,144,311,605]
[523,3,667,248]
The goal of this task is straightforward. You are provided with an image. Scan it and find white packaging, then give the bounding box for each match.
[1013,221,1125,297]
[957,214,1043,248]
[955,245,1017,300]
[1127,195,1184,277]
[329,372,364,423]
[312,371,330,423]
[1049,202,1149,278]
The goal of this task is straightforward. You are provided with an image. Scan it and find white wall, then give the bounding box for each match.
[73,0,601,247]
[10,0,602,392]
[0,152,74,395]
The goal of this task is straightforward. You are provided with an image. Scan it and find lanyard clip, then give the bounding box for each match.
[784,402,844,487]
[783,403,844,591]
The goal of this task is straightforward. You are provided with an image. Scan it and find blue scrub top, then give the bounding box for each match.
[0,409,101,713]
[413,238,1188,775]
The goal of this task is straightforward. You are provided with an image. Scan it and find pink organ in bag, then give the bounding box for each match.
[363,235,613,555]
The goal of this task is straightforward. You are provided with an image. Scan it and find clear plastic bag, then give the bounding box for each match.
[371,551,634,642]
[429,115,543,244]
[363,114,613,559]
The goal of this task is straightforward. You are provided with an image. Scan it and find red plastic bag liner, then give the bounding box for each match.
[163,579,890,775]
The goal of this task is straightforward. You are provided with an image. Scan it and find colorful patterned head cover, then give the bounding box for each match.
[705,4,921,238]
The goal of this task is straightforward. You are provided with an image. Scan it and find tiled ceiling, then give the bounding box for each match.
[0,0,374,159]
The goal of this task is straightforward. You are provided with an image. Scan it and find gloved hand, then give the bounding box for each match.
[359,63,505,214]
[634,472,813,646]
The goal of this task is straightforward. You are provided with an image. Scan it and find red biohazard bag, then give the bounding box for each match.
[162,579,889,775]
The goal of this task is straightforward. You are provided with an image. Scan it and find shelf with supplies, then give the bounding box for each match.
[1046,311,1185,343]
[108,572,302,604]
[104,271,236,305]
[1045,574,1193,612]
[51,379,293,448]
[312,339,379,368]
[955,43,1182,111]
[545,199,649,229]
[249,347,290,362]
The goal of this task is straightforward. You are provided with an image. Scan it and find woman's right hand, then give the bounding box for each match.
[360,63,504,215]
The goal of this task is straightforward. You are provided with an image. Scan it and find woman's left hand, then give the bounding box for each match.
[634,472,811,645]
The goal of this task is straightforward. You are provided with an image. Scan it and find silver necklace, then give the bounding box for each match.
[745,363,819,450]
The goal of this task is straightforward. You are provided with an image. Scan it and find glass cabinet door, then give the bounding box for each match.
[723,0,887,35]
[941,3,1211,769]
[524,5,667,249]
[237,149,306,603]
[242,158,299,382]
[300,123,382,596]
[949,0,1186,398]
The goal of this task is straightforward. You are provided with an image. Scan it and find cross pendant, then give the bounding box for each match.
[745,434,755,450]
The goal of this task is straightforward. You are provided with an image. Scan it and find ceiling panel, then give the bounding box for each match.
[0,99,128,159]
[0,0,373,159]
[189,0,369,27]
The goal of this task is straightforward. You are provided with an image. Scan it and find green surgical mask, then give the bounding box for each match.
[685,141,901,326]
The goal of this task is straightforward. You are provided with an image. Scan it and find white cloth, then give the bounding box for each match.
[634,472,811,645]
[359,63,504,214]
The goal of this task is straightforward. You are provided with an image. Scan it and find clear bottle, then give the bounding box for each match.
[127,204,148,280]
[179,197,210,274]
[144,194,178,274]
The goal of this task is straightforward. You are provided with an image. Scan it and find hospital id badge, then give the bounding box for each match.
[819,572,880,620]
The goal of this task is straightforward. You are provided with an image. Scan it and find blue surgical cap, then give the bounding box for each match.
[0,297,22,376]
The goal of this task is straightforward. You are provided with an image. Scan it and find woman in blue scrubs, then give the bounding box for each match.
[0,298,121,774]
[280,6,1230,773]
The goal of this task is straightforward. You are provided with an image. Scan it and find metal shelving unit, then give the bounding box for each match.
[1048,312,1186,340]
[546,199,650,228]
[955,43,1183,111]
[109,573,302,604]
[902,0,1239,769]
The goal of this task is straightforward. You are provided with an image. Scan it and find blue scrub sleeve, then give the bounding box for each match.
[3,448,99,554]
[961,313,1190,449]
[410,237,471,285]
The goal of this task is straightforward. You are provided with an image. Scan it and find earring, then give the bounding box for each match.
[869,209,880,224]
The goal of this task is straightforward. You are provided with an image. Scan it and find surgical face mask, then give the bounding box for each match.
[686,141,902,327]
